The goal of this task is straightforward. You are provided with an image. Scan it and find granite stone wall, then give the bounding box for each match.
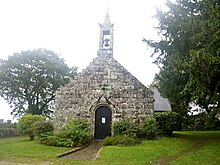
[54,52,154,136]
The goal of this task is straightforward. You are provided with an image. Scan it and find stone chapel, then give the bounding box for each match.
[54,11,154,139]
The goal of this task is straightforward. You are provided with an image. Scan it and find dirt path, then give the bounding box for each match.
[62,141,103,160]
[147,138,207,165]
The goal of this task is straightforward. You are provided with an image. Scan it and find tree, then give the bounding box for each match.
[145,0,220,114]
[0,49,77,117]
[17,114,45,140]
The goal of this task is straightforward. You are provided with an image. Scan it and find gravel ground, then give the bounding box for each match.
[62,141,103,160]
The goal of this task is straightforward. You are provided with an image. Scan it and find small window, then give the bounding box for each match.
[103,30,110,35]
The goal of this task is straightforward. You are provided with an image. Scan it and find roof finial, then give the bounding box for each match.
[103,7,111,26]
[106,7,109,16]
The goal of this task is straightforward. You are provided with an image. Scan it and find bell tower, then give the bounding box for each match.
[98,8,114,57]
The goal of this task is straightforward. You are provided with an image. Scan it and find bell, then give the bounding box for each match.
[105,43,110,47]
[104,38,110,47]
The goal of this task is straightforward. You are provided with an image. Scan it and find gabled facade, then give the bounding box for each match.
[54,11,154,139]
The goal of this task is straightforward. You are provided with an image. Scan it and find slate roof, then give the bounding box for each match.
[150,86,171,112]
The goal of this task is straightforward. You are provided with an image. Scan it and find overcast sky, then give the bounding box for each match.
[0,0,166,121]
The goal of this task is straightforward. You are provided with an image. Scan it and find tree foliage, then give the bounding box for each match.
[145,0,220,113]
[0,49,77,117]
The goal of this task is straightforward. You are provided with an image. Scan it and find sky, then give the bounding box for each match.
[0,0,166,121]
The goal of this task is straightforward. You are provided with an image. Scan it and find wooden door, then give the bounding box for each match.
[95,106,112,139]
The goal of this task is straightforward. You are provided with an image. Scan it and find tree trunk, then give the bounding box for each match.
[29,134,35,141]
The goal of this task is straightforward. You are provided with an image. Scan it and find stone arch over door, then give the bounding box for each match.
[94,106,112,139]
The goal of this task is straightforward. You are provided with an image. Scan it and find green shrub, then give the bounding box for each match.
[40,132,59,146]
[185,109,220,131]
[141,117,158,140]
[155,111,182,136]
[60,119,92,147]
[103,135,140,146]
[40,119,92,147]
[112,118,158,140]
[0,123,18,138]
[0,123,17,129]
[17,114,45,140]
[0,128,18,138]
[113,120,137,137]
[34,120,54,138]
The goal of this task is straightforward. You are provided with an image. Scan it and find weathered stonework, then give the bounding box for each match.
[54,11,154,138]
[54,52,154,131]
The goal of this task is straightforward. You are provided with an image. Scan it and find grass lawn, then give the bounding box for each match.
[0,131,219,165]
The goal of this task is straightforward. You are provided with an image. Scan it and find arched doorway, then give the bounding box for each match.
[95,106,112,139]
